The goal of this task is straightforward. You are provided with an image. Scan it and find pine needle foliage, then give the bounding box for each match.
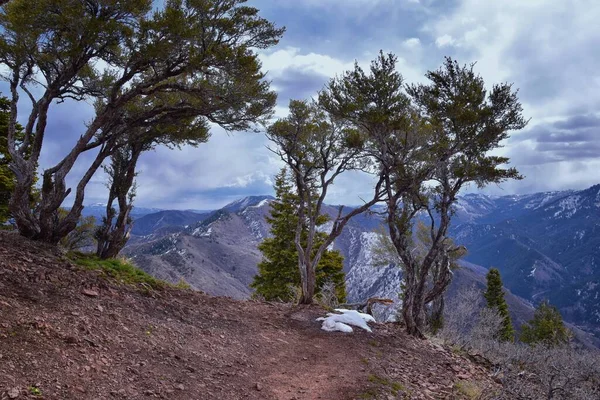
[484,268,515,342]
[521,300,571,347]
[251,169,346,303]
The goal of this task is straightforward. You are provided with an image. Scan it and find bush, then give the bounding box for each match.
[521,300,571,347]
[439,286,600,399]
[68,252,165,290]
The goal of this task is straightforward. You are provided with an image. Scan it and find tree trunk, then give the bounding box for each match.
[96,143,141,259]
[429,295,444,334]
[299,261,316,304]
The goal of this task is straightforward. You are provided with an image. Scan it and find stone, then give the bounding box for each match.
[82,288,99,297]
[7,387,19,399]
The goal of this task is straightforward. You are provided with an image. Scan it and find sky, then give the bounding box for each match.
[4,0,600,210]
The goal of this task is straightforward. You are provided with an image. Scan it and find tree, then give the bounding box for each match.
[94,142,142,259]
[0,94,36,224]
[251,169,347,303]
[484,268,515,342]
[266,100,383,304]
[521,300,571,347]
[1,0,284,244]
[320,53,527,337]
[0,94,19,223]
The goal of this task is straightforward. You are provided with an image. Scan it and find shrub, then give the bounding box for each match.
[439,286,600,399]
[69,252,165,290]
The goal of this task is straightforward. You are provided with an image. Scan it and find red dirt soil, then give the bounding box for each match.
[0,232,497,399]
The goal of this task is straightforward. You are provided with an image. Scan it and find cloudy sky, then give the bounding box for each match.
[5,0,600,210]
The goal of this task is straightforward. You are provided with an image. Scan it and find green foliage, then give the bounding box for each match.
[484,268,515,342]
[58,208,96,251]
[69,252,165,290]
[0,94,33,224]
[453,380,484,399]
[0,95,14,223]
[320,52,527,336]
[251,169,347,303]
[367,374,407,398]
[1,0,284,243]
[521,300,571,347]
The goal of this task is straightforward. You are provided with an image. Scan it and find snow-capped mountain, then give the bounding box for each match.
[451,184,600,336]
[124,184,600,341]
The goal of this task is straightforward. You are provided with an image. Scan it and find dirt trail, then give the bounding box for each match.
[0,232,496,399]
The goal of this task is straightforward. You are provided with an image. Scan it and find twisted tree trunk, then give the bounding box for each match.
[96,143,142,259]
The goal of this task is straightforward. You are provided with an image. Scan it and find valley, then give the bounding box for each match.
[123,184,600,343]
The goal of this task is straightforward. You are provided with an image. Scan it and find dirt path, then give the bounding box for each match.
[0,232,496,399]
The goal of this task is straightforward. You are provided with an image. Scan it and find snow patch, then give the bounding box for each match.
[316,309,375,333]
[549,195,581,218]
[529,267,536,278]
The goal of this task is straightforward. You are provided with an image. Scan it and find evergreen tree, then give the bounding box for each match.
[521,300,571,347]
[251,169,347,303]
[484,268,515,342]
[0,95,15,223]
[0,94,35,224]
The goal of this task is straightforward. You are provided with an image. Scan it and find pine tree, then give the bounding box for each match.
[484,268,515,342]
[251,169,347,303]
[521,300,571,347]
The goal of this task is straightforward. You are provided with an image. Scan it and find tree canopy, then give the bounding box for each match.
[521,300,571,347]
[319,53,527,336]
[0,0,284,244]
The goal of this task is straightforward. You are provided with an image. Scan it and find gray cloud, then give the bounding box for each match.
[2,0,599,209]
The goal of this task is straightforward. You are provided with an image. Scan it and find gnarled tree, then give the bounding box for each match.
[1,0,283,244]
[266,100,384,304]
[320,53,526,337]
[392,58,526,337]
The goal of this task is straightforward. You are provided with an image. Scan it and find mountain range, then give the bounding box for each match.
[119,184,600,343]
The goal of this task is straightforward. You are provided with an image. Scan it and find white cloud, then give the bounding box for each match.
[435,34,455,48]
[402,37,421,48]
[259,47,353,78]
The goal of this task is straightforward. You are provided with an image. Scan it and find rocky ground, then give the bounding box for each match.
[0,231,498,399]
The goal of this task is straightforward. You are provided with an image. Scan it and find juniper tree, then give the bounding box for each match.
[484,268,515,342]
[94,101,212,259]
[321,53,527,337]
[94,142,142,259]
[251,169,346,303]
[1,0,283,244]
[266,101,383,304]
[521,300,571,347]
[394,58,526,337]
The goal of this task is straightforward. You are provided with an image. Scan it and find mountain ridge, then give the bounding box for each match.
[124,184,600,342]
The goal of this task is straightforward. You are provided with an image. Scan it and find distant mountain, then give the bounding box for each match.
[124,184,600,343]
[80,203,164,220]
[220,195,274,214]
[451,184,600,336]
[124,196,273,298]
[131,210,210,236]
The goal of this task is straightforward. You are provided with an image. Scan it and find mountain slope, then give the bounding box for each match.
[0,231,499,400]
[131,210,210,236]
[126,184,600,341]
[452,184,600,335]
